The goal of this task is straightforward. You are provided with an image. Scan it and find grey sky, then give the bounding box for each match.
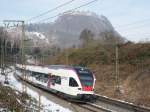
[0,0,150,42]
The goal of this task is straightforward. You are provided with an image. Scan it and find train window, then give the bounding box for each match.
[17,68,22,72]
[55,76,61,85]
[51,75,55,85]
[51,75,61,85]
[69,77,78,87]
[43,74,48,83]
[36,73,48,83]
[31,71,37,76]
[75,68,94,86]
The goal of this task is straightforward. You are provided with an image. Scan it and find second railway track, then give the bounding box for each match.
[95,94,150,112]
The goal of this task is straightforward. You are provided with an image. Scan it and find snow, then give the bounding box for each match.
[0,75,6,84]
[26,31,50,44]
[0,68,72,112]
[0,108,10,112]
[25,88,71,112]
[27,32,46,40]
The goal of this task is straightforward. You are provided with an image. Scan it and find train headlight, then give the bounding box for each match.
[78,88,82,90]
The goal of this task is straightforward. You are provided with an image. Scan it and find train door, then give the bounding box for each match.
[61,76,69,93]
[47,74,51,88]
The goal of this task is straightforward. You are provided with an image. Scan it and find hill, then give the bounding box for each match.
[27,11,124,48]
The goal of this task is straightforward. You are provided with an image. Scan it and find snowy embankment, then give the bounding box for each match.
[0,67,72,112]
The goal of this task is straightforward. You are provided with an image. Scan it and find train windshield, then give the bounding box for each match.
[75,68,94,86]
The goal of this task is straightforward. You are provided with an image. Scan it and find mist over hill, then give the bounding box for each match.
[27,11,125,48]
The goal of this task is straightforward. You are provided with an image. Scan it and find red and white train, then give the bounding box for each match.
[15,64,96,101]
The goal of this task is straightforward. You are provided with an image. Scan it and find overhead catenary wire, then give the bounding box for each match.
[37,0,99,23]
[112,18,150,39]
[27,0,76,22]
[117,26,150,37]
[26,0,150,35]
[117,26,150,39]
[116,21,150,32]
[115,18,150,29]
[5,0,149,41]
[31,0,150,38]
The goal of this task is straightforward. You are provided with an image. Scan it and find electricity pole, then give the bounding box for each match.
[0,22,9,84]
[66,48,69,65]
[115,44,120,93]
[0,27,5,76]
[38,92,41,112]
[3,20,26,88]
[3,20,25,65]
[65,18,69,65]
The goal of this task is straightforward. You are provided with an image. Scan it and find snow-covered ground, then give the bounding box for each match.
[0,68,72,112]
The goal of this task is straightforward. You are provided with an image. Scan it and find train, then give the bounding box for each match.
[15,64,96,102]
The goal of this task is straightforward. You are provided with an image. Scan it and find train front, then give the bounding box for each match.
[74,67,96,101]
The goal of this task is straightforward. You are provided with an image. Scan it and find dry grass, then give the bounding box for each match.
[0,85,36,111]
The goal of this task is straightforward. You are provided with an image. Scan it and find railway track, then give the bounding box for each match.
[79,102,115,112]
[14,72,150,112]
[95,94,150,112]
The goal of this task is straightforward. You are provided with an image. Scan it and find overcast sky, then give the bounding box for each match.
[0,0,150,42]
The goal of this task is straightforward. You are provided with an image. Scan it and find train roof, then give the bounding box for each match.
[46,65,88,70]
[46,65,70,69]
[16,64,91,76]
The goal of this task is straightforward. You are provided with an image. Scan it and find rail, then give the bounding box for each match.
[95,94,150,112]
